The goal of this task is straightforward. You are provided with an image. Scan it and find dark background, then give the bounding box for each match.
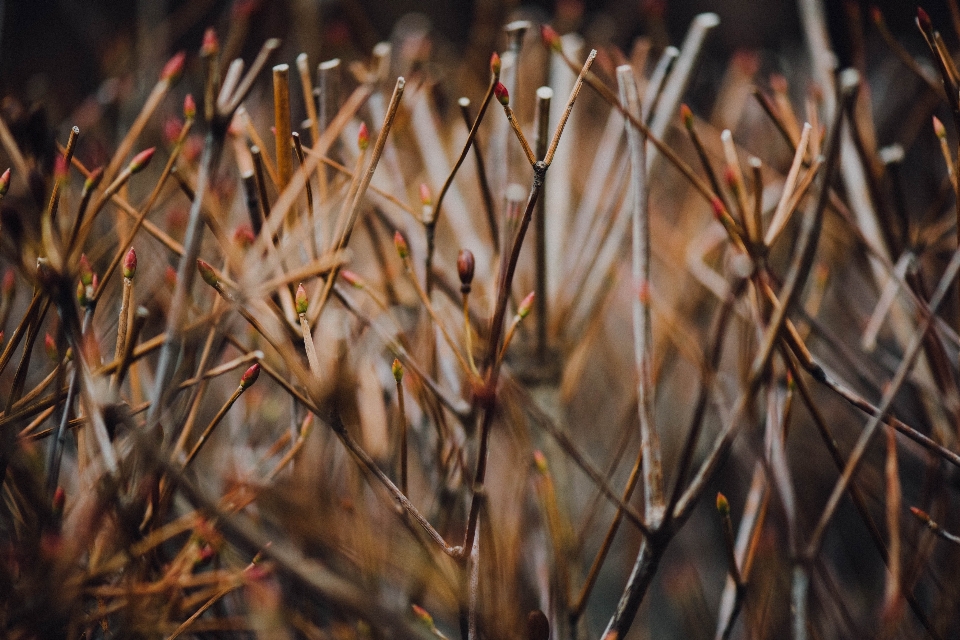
[0,0,950,127]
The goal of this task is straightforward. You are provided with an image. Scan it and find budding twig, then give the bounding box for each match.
[114,248,137,365]
[392,359,408,496]
[310,77,405,320]
[618,65,664,526]
[292,132,318,259]
[296,284,321,379]
[499,291,534,362]
[716,493,744,588]
[395,232,473,378]
[183,364,260,469]
[458,98,498,252]
[910,507,960,546]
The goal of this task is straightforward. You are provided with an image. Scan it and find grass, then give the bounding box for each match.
[1,2,960,639]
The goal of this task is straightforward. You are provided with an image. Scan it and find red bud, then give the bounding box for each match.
[494,82,509,106]
[711,197,725,220]
[457,249,475,286]
[45,333,57,361]
[533,450,548,474]
[358,122,369,151]
[918,7,933,34]
[541,25,562,52]
[240,363,261,389]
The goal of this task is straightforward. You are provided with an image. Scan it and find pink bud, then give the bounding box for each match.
[0,168,10,196]
[934,115,947,139]
[161,51,186,82]
[419,182,432,206]
[123,248,137,279]
[540,25,562,52]
[394,231,409,259]
[78,254,93,286]
[490,52,501,77]
[358,122,369,151]
[295,283,308,315]
[533,450,548,474]
[197,259,219,288]
[184,94,197,119]
[83,167,104,196]
[340,270,364,288]
[54,156,69,180]
[518,291,535,318]
[164,117,184,144]
[233,224,255,248]
[45,333,57,361]
[240,363,261,389]
[202,28,220,57]
[128,147,156,174]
